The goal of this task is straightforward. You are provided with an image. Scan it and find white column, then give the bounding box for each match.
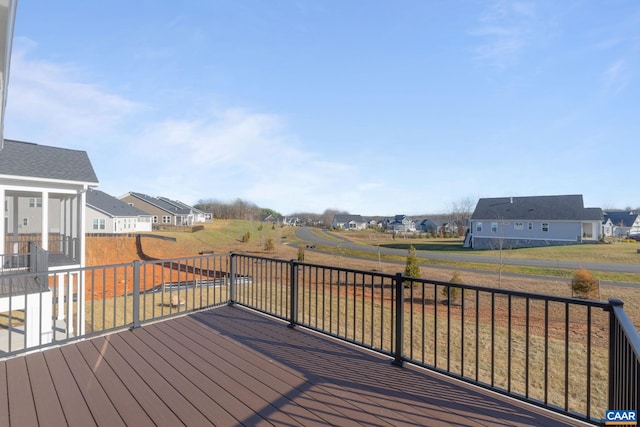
[78,187,87,336]
[41,191,49,250]
[25,291,53,347]
[11,194,18,254]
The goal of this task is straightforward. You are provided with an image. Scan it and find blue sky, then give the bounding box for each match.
[5,1,639,216]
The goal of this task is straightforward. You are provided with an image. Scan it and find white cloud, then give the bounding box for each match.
[471,0,538,69]
[4,40,371,214]
[603,59,630,94]
[5,38,139,146]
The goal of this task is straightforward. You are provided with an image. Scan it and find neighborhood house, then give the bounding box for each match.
[467,194,602,250]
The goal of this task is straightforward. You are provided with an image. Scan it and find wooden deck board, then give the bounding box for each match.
[74,338,154,427]
[168,316,376,426]
[176,314,417,426]
[5,357,38,426]
[0,305,590,426]
[160,315,368,427]
[118,326,241,426]
[41,348,97,427]
[58,344,126,426]
[24,352,67,426]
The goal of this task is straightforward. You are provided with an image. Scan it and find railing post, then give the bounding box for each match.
[288,260,298,328]
[391,272,405,367]
[130,260,141,330]
[228,253,236,306]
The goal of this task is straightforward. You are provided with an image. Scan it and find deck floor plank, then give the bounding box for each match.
[142,321,307,426]
[59,343,126,426]
[117,326,240,426]
[0,361,9,427]
[173,314,405,426]
[161,315,363,427]
[40,349,97,427]
[0,305,591,426]
[93,333,210,426]
[5,356,38,427]
[74,338,155,427]
[24,352,68,426]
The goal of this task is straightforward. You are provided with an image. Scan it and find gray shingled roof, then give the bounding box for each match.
[604,211,639,227]
[471,195,601,221]
[127,192,191,215]
[87,189,150,218]
[0,139,99,184]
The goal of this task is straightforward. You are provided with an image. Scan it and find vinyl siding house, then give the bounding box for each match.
[603,211,640,238]
[1,140,99,269]
[468,195,602,250]
[386,215,416,233]
[86,189,152,234]
[416,219,438,234]
[332,214,367,230]
[119,192,193,226]
[158,197,210,223]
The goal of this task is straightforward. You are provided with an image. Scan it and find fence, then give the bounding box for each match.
[0,252,637,425]
[229,253,639,425]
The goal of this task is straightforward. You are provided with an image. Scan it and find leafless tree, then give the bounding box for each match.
[449,197,475,237]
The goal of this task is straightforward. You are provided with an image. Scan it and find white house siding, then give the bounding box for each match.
[5,196,62,234]
[86,208,152,234]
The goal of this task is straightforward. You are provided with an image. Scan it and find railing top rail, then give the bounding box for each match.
[410,275,612,308]
[143,253,227,264]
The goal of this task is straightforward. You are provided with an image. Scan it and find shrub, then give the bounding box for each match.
[297,246,305,262]
[571,268,599,299]
[441,271,462,302]
[403,245,420,287]
[264,237,275,252]
[241,231,251,243]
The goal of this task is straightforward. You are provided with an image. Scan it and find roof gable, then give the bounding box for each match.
[0,139,99,184]
[604,211,640,227]
[87,189,149,217]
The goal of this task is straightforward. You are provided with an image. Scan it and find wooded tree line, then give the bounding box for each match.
[195,198,280,221]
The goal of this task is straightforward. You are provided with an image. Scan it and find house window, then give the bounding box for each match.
[152,216,158,223]
[476,222,482,232]
[29,198,42,208]
[491,222,498,233]
[92,219,105,230]
[162,216,171,224]
[528,222,533,230]
[514,222,524,230]
[22,218,29,226]
[542,223,549,232]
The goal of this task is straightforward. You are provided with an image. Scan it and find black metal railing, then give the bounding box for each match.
[229,253,639,425]
[0,252,638,425]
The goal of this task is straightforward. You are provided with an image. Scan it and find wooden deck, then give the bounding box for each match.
[0,305,590,426]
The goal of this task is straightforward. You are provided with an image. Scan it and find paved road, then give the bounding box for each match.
[295,227,640,275]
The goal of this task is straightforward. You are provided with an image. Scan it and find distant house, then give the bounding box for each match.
[386,215,416,233]
[603,211,640,237]
[119,192,193,226]
[86,189,152,233]
[416,219,438,234]
[468,195,602,249]
[260,213,282,224]
[332,214,367,231]
[158,197,210,223]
